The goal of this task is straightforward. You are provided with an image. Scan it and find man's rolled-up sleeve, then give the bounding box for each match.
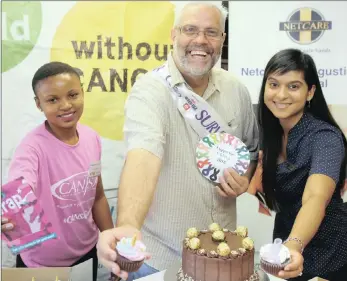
[123,74,168,159]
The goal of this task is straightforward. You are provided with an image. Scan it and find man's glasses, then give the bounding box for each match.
[177,25,224,40]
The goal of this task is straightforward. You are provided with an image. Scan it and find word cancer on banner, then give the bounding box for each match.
[71,35,173,93]
[50,1,174,141]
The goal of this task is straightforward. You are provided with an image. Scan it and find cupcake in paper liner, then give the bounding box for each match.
[115,235,146,272]
[259,238,291,275]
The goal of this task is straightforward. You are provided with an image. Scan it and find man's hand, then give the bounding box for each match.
[216,168,250,198]
[96,226,150,279]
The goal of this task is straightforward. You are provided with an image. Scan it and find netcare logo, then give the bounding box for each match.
[279,7,332,45]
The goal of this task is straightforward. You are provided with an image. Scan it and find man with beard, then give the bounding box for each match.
[97,2,259,280]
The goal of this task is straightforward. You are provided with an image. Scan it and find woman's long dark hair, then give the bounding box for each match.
[258,48,347,211]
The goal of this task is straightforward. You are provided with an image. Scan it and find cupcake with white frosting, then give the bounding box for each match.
[260,238,291,275]
[115,234,146,272]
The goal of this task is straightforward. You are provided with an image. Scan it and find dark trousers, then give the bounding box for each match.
[16,245,98,281]
[288,262,347,281]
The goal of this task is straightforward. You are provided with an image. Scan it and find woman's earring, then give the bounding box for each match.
[308,100,311,108]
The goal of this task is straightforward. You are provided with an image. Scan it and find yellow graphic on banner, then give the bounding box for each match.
[51,2,174,140]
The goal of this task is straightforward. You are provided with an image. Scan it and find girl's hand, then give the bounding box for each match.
[1,217,14,232]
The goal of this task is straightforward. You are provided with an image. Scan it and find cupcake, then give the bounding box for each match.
[260,238,291,275]
[115,234,146,272]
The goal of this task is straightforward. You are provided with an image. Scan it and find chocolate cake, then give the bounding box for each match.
[178,224,259,281]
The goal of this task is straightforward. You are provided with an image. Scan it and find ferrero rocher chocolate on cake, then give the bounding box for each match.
[178,223,259,281]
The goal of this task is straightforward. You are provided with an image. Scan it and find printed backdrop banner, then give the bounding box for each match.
[229,1,347,249]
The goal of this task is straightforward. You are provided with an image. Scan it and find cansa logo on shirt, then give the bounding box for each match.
[50,172,97,201]
[63,209,92,224]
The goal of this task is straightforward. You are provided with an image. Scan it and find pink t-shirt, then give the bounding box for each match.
[8,122,101,267]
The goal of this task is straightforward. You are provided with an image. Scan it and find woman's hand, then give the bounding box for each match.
[277,248,304,279]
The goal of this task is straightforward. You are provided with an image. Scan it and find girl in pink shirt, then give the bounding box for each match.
[1,62,114,281]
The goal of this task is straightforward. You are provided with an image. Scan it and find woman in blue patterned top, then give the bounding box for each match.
[257,49,347,281]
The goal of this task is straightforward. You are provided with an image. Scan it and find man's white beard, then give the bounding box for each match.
[173,41,220,77]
